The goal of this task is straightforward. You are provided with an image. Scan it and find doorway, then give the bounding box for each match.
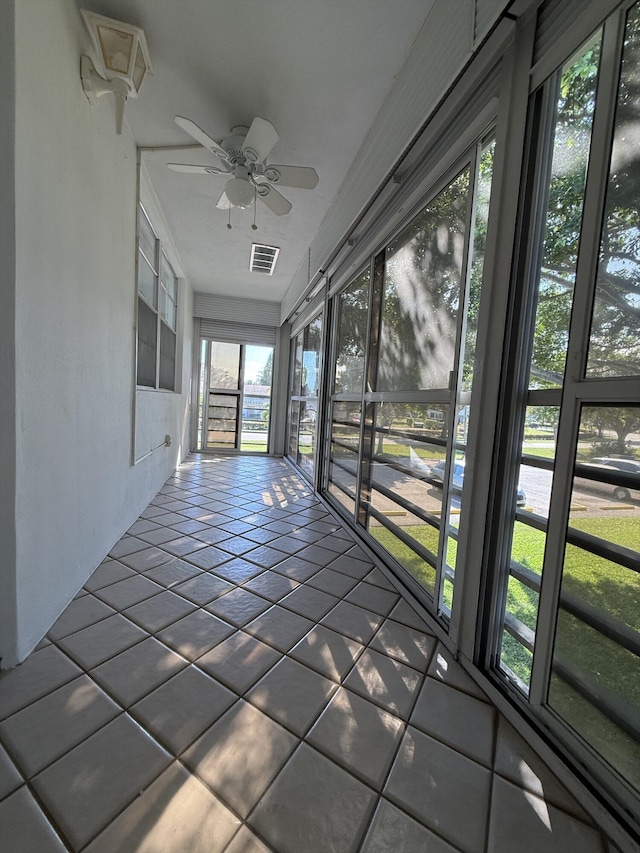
[197,339,273,453]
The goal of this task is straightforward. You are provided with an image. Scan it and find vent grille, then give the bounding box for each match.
[250,243,280,275]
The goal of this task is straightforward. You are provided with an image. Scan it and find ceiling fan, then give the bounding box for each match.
[168,115,319,216]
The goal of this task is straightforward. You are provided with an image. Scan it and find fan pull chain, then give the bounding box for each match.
[227,207,232,230]
[252,187,258,230]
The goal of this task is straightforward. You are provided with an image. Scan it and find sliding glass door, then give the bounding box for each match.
[197,339,273,453]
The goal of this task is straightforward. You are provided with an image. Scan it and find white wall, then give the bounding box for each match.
[2,0,192,667]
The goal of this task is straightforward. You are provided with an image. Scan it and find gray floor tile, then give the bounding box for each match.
[142,557,202,588]
[214,557,265,582]
[0,646,82,720]
[0,787,66,851]
[327,553,374,579]
[370,619,437,673]
[0,743,22,800]
[307,687,405,787]
[108,536,150,559]
[488,775,604,853]
[271,555,321,582]
[289,624,364,681]
[243,569,300,601]
[182,701,298,818]
[91,637,187,707]
[84,762,241,853]
[197,631,281,693]
[192,527,234,545]
[137,526,182,546]
[172,573,233,605]
[411,677,495,767]
[279,584,339,620]
[118,545,174,571]
[427,643,489,702]
[385,727,491,853]
[131,666,236,755]
[243,527,282,544]
[217,535,259,556]
[250,744,376,853]
[123,590,197,633]
[321,601,383,644]
[306,567,359,597]
[0,675,119,778]
[225,825,274,853]
[361,798,460,853]
[47,594,115,641]
[494,716,590,819]
[344,648,422,719]
[57,614,148,670]
[345,581,399,616]
[205,587,270,626]
[157,609,235,660]
[388,599,431,631]
[244,605,314,652]
[32,714,171,850]
[92,573,165,610]
[159,535,209,557]
[183,545,232,570]
[246,656,337,735]
[83,559,137,592]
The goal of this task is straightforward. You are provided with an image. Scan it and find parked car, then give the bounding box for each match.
[578,458,640,502]
[429,459,527,507]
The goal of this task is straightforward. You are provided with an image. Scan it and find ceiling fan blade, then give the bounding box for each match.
[263,165,319,189]
[174,116,228,160]
[216,191,233,210]
[255,183,292,216]
[243,117,279,164]
[167,163,226,175]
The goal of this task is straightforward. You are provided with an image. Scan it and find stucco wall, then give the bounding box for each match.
[3,0,192,667]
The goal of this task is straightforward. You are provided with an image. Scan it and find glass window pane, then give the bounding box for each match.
[138,254,157,307]
[138,207,157,268]
[588,4,640,378]
[160,254,177,300]
[289,400,300,458]
[334,271,369,394]
[302,315,323,396]
[209,342,241,389]
[377,168,471,391]
[549,402,640,795]
[159,323,176,390]
[529,36,600,389]
[136,297,157,387]
[242,345,273,453]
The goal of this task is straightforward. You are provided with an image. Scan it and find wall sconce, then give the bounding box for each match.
[80,10,152,135]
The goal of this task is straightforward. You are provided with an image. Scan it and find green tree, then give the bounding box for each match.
[255,351,273,386]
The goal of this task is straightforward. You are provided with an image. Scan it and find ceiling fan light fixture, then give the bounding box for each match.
[225,177,255,209]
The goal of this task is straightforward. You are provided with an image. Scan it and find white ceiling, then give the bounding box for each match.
[78,0,434,303]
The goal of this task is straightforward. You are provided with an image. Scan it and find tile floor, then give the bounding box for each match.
[0,455,612,852]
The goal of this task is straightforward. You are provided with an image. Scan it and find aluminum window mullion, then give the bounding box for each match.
[527,10,628,706]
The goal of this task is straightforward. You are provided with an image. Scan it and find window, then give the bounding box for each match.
[323,138,495,619]
[491,1,640,818]
[287,313,323,479]
[136,204,178,390]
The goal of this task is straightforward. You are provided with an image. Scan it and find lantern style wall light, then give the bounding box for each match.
[80,10,152,135]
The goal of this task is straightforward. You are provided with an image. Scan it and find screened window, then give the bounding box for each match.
[324,138,495,619]
[136,204,178,390]
[491,0,640,815]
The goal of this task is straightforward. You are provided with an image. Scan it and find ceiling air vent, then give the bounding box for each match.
[250,243,280,275]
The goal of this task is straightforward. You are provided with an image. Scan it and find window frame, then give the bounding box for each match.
[485,0,640,830]
[136,202,179,392]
